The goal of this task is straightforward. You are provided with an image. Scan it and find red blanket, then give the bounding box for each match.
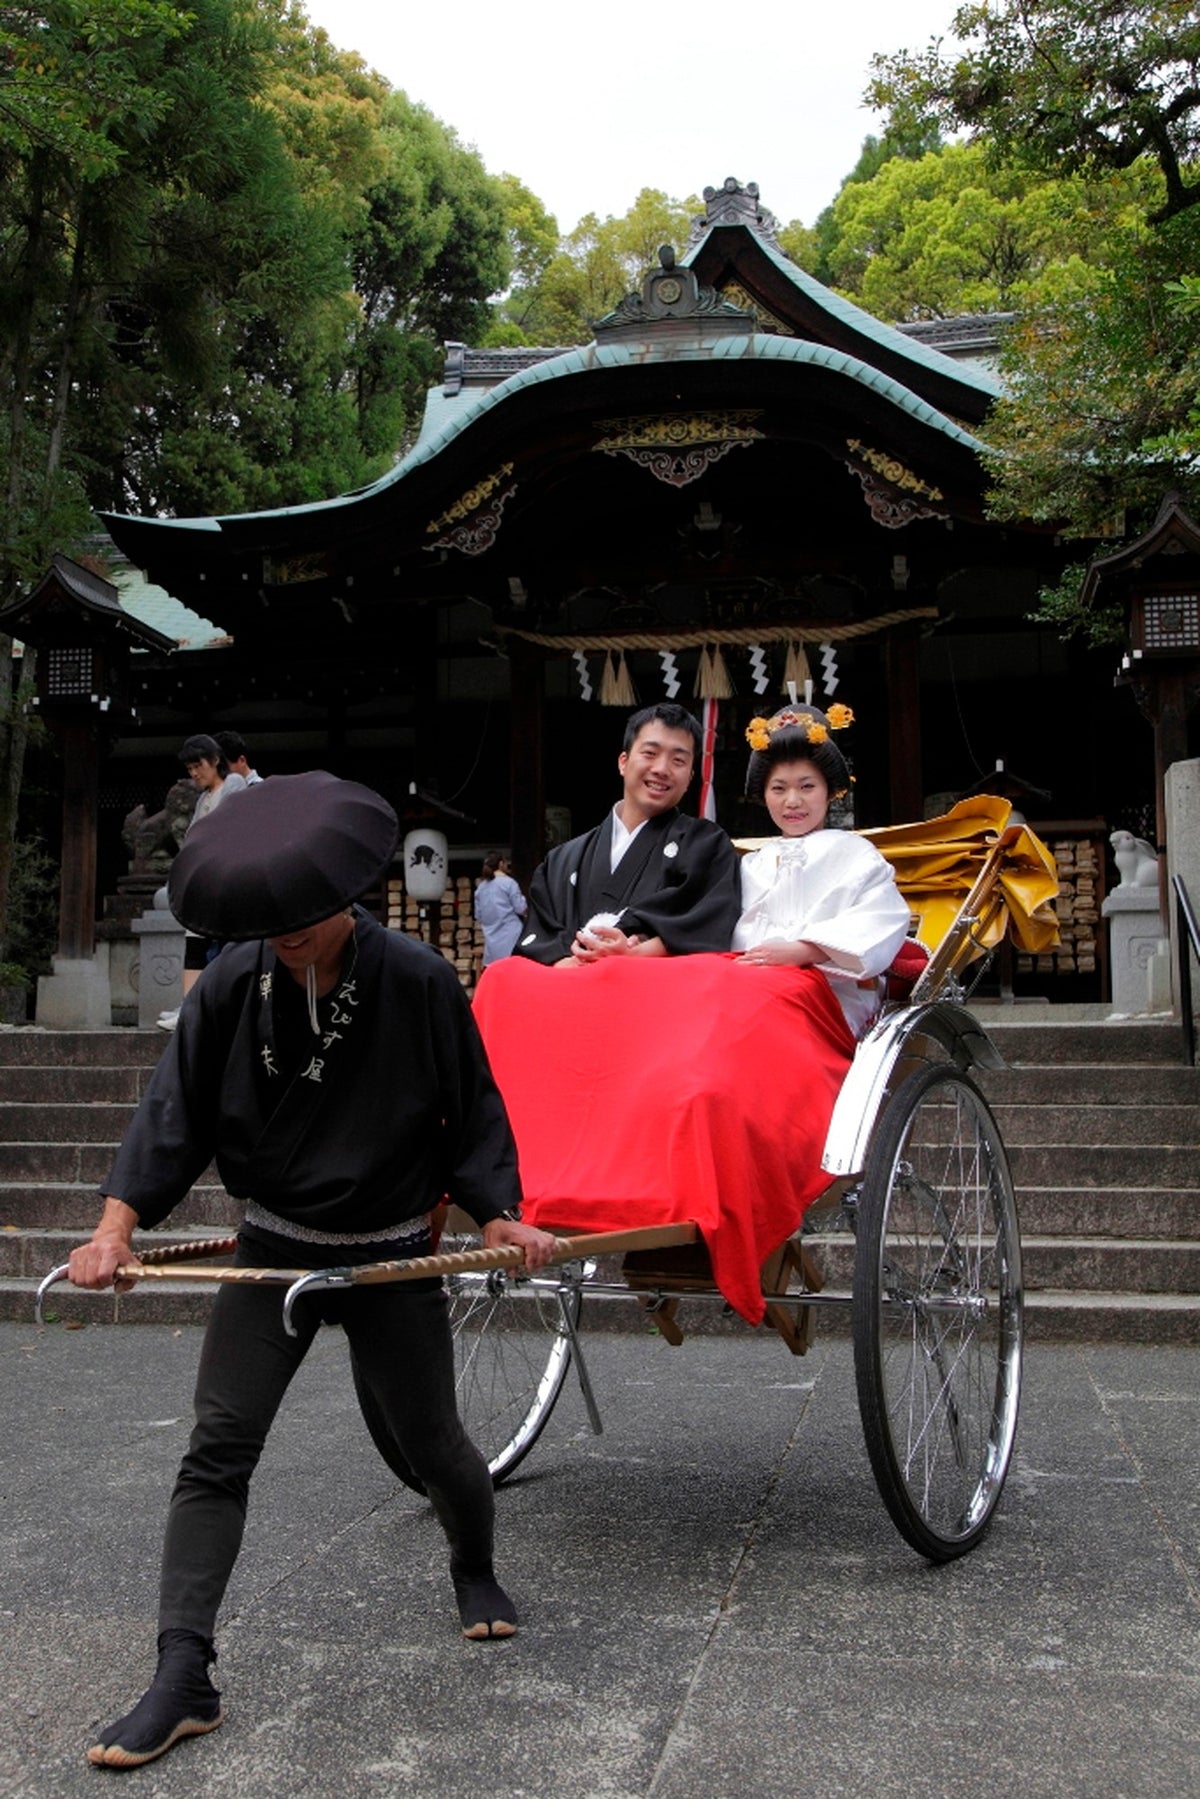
[473,955,855,1323]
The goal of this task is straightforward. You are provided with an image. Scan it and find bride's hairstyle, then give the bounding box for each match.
[743,706,851,804]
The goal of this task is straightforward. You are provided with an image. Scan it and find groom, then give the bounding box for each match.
[516,703,740,966]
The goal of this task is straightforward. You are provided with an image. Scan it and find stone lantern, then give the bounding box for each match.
[0,555,174,1026]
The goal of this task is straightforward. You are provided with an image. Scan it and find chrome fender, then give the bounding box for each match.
[821,1000,1006,1178]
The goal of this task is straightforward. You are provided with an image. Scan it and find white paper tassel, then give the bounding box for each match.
[747,643,769,695]
[819,642,839,696]
[573,649,594,701]
[659,650,680,698]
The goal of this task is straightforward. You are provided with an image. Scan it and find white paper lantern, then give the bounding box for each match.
[403,827,449,901]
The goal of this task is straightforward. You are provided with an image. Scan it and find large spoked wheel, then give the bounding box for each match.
[852,1061,1023,1561]
[353,1237,584,1493]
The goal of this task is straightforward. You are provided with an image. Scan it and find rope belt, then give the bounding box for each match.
[242,1201,431,1248]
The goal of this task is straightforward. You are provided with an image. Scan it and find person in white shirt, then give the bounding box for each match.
[213,730,262,785]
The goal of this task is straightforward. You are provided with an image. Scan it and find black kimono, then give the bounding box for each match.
[104,910,520,1235]
[515,810,741,966]
[102,911,520,1648]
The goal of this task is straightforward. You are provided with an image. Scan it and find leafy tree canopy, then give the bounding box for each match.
[0,0,524,950]
[0,0,189,173]
[868,1,1200,224]
[862,3,1200,643]
[983,215,1200,534]
[492,188,700,346]
[778,118,944,281]
[821,141,1157,319]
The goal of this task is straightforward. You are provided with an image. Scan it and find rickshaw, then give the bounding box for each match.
[37,798,1058,1565]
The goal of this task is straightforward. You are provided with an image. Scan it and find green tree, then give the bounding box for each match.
[0,0,194,959]
[0,0,375,950]
[821,142,1155,319]
[78,1,398,518]
[868,1,1200,226]
[351,91,512,437]
[983,216,1200,540]
[778,120,944,281]
[497,188,700,346]
[0,3,549,952]
[865,1,1200,645]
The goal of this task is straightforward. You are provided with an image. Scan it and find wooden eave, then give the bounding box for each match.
[1079,494,1200,605]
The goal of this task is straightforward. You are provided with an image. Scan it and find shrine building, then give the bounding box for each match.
[84,176,1186,999]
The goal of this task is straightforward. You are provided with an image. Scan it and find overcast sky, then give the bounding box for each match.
[297,0,959,234]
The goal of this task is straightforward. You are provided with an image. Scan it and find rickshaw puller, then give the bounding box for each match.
[65,771,554,1771]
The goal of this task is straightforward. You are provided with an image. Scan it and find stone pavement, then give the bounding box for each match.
[2,1319,1198,1798]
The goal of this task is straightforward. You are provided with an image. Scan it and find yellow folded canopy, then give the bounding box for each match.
[735,795,1061,961]
[863,796,1060,955]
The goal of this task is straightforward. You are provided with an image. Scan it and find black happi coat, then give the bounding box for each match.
[515,810,741,966]
[103,913,520,1234]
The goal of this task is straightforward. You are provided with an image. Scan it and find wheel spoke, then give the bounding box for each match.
[854,1062,1023,1557]
[445,1253,582,1481]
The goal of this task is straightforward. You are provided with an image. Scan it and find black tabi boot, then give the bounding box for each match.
[86,1628,223,1769]
[451,1558,518,1641]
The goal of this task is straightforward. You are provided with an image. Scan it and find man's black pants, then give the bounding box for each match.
[157,1233,494,1638]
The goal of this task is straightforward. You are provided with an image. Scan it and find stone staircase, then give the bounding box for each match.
[0,1029,237,1325]
[976,1012,1200,1341]
[1,1016,1197,1338]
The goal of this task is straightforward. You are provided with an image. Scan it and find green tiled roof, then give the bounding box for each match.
[693,228,1003,404]
[113,564,229,651]
[108,331,988,539]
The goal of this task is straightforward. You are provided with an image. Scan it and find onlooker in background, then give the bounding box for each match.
[213,731,262,785]
[473,853,527,966]
[158,736,246,1032]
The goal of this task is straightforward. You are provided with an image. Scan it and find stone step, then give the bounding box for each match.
[2,1031,1190,1120]
[0,1066,150,1105]
[3,1276,220,1328]
[1006,1142,1199,1188]
[1,1014,1194,1342]
[988,1102,1200,1146]
[0,1181,233,1232]
[0,1142,123,1183]
[981,1065,1200,1106]
[1014,1188,1200,1239]
[1,1226,238,1279]
[12,1215,1198,1296]
[975,1017,1185,1064]
[805,1233,1200,1294]
[1021,1235,1200,1293]
[0,1104,138,1143]
[0,1028,163,1066]
[76,1089,1200,1149]
[1022,1289,1200,1344]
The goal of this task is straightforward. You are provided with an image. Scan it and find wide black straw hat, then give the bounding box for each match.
[167,771,399,941]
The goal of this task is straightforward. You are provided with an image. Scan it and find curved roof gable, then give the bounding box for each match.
[105,328,986,562]
[683,177,1000,424]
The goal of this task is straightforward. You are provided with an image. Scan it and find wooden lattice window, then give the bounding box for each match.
[44,646,94,698]
[1142,592,1199,653]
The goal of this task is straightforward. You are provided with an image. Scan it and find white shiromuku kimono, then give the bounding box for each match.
[733,829,912,1038]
